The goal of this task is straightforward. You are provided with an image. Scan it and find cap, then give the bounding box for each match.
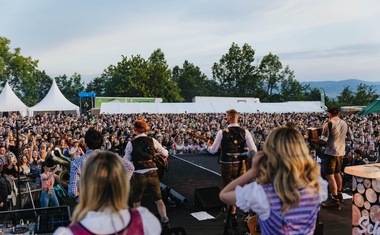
[0,142,5,147]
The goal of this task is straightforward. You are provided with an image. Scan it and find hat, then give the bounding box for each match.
[72,139,79,143]
[327,106,339,115]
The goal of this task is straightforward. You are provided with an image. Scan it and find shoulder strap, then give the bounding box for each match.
[328,121,332,132]
[69,222,92,235]
[124,208,144,234]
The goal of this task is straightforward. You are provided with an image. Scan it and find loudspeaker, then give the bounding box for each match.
[194,186,224,210]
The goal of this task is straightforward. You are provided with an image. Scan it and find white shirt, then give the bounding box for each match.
[53,207,161,235]
[207,123,257,156]
[235,177,328,220]
[124,134,168,174]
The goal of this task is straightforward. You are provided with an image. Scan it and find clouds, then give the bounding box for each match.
[1,0,380,83]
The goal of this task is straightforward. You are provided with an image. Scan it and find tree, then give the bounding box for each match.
[55,73,85,105]
[0,36,40,105]
[337,86,354,106]
[172,60,212,102]
[27,70,52,106]
[354,83,378,106]
[306,88,322,101]
[212,42,259,97]
[89,49,183,102]
[146,49,183,102]
[258,52,283,100]
[279,66,308,101]
[86,76,106,96]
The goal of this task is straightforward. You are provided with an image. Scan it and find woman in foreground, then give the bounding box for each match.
[54,150,161,235]
[220,124,328,235]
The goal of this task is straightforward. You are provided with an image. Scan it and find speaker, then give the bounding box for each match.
[194,186,224,210]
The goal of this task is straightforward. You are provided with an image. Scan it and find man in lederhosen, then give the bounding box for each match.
[207,109,257,225]
[124,118,170,228]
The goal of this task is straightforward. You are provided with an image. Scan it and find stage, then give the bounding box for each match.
[152,153,352,235]
[1,152,352,235]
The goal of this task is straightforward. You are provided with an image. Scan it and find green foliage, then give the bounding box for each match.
[354,83,377,106]
[279,66,308,101]
[0,36,40,106]
[172,60,212,102]
[91,49,183,102]
[86,76,106,96]
[337,86,354,106]
[306,88,323,101]
[258,52,283,98]
[331,83,377,107]
[212,42,260,97]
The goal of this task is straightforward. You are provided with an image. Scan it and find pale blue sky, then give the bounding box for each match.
[2,0,380,83]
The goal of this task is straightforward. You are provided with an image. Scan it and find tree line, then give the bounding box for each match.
[0,36,377,108]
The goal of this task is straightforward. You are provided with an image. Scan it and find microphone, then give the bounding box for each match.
[227,150,255,160]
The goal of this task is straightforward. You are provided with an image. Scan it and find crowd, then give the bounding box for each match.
[0,111,379,176]
[0,111,378,207]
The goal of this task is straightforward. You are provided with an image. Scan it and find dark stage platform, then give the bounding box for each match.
[145,153,353,235]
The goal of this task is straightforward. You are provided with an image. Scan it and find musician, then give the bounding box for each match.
[40,162,61,208]
[310,106,353,209]
[207,109,257,225]
[124,118,170,228]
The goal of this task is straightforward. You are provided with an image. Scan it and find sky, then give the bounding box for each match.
[1,0,380,84]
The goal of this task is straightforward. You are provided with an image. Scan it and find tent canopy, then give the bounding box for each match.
[0,82,29,116]
[100,101,325,114]
[29,79,80,116]
[357,98,380,116]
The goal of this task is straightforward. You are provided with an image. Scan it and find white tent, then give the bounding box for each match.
[100,101,325,114]
[0,82,29,116]
[29,79,80,116]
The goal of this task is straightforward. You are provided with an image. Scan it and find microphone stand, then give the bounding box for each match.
[15,119,21,208]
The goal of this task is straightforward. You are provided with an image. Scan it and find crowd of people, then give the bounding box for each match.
[0,111,378,169]
[0,109,379,233]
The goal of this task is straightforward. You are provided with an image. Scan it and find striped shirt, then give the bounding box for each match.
[68,149,134,198]
[236,178,328,235]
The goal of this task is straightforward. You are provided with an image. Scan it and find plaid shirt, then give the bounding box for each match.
[68,149,135,199]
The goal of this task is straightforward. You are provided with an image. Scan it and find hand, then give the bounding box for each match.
[54,166,62,172]
[0,202,4,207]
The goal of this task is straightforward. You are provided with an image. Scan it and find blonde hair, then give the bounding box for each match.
[256,124,321,214]
[71,151,130,224]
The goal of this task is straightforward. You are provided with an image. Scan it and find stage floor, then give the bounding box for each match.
[148,153,353,235]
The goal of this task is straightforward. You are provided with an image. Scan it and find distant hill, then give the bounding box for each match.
[301,79,380,99]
